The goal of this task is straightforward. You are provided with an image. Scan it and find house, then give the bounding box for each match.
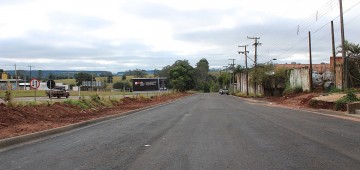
[0,72,23,90]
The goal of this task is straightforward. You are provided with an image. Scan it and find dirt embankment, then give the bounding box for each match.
[264,92,356,111]
[264,93,334,110]
[0,93,190,139]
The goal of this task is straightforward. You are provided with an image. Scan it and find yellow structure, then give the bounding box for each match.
[1,73,8,80]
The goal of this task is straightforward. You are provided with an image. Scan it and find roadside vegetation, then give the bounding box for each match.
[0,90,133,98]
[334,89,360,111]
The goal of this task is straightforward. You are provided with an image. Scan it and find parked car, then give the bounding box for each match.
[46,86,70,98]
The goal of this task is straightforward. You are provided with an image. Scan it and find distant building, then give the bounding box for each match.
[275,63,330,74]
[0,79,23,90]
[0,71,22,90]
[1,72,8,80]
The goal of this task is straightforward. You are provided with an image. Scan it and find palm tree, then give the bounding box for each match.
[337,40,360,87]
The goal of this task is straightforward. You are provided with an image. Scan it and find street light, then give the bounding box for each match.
[265,58,277,64]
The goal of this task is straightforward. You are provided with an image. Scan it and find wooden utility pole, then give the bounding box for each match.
[28,65,34,79]
[247,36,261,96]
[14,64,18,90]
[331,21,336,86]
[228,59,236,93]
[339,0,347,90]
[223,65,229,89]
[28,65,34,90]
[238,45,249,96]
[308,31,313,92]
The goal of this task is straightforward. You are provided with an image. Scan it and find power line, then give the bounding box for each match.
[254,0,360,63]
[269,0,360,62]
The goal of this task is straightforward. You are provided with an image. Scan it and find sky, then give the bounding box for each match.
[0,0,359,73]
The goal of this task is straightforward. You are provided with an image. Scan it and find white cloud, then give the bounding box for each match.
[0,0,359,73]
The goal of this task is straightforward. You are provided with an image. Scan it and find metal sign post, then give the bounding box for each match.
[47,80,55,102]
[30,78,40,102]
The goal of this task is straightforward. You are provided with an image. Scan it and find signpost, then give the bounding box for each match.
[30,78,40,102]
[47,80,55,102]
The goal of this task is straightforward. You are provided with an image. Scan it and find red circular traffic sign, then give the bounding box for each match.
[30,78,41,89]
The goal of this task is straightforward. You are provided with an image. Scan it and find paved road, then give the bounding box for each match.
[1,94,360,169]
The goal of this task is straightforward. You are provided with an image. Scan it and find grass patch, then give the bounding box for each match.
[64,99,91,109]
[233,92,248,97]
[328,87,342,93]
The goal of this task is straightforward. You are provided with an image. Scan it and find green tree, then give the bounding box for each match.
[169,60,195,92]
[195,58,210,90]
[337,40,360,87]
[37,70,43,81]
[74,72,94,86]
[124,69,148,78]
[113,81,131,90]
[218,72,230,88]
[158,65,172,78]
[107,75,113,83]
[337,40,360,57]
[48,73,56,80]
[249,63,275,85]
[154,69,160,77]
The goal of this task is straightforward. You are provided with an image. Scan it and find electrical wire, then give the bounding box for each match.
[267,0,360,62]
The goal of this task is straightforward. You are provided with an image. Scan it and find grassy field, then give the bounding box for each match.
[0,75,159,98]
[0,90,134,98]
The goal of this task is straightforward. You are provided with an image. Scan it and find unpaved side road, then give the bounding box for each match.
[1,94,359,169]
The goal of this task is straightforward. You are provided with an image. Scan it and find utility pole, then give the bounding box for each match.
[228,59,236,68]
[238,45,249,96]
[339,0,347,90]
[331,21,336,87]
[228,59,236,93]
[28,65,34,79]
[248,36,261,96]
[308,31,313,92]
[223,66,229,89]
[28,65,34,90]
[14,64,18,90]
[247,36,261,67]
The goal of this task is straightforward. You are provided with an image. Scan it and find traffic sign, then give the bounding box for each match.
[47,80,56,89]
[30,78,40,89]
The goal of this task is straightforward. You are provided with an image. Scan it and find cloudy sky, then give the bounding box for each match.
[0,0,359,73]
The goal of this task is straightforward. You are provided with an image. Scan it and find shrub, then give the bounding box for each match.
[283,86,303,95]
[4,90,13,106]
[309,100,318,107]
[90,94,101,103]
[329,87,342,93]
[210,84,220,92]
[64,99,91,109]
[334,90,360,111]
[293,86,303,93]
[234,92,247,97]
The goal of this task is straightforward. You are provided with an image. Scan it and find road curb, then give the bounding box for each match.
[0,96,188,149]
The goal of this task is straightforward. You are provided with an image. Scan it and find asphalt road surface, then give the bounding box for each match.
[1,94,360,169]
